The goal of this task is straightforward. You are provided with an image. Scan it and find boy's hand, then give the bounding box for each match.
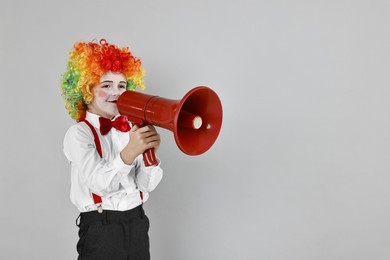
[120,125,161,165]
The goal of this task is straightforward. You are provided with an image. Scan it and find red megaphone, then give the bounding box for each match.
[117,86,223,166]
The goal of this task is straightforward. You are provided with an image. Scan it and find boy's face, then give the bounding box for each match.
[88,71,127,119]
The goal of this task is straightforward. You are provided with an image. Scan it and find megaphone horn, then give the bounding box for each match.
[117,86,223,166]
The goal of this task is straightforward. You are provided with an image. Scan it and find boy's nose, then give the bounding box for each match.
[112,89,121,96]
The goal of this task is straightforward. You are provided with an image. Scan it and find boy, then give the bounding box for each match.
[61,39,163,260]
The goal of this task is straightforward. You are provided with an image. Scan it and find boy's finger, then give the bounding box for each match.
[138,125,155,133]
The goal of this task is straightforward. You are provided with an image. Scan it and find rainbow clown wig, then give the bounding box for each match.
[61,39,146,121]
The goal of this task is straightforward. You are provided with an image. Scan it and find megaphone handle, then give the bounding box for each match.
[128,118,158,167]
[143,148,158,167]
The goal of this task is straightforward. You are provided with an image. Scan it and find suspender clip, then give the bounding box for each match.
[97,204,103,214]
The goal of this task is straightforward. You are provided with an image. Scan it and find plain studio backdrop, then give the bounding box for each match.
[1,0,390,259]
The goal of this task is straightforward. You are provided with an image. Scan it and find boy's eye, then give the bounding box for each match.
[101,84,111,88]
[119,85,126,89]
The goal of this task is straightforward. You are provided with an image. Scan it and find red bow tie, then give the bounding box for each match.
[99,116,131,135]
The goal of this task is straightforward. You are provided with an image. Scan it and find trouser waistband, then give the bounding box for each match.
[77,205,145,226]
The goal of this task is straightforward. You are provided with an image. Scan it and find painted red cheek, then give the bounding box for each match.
[98,91,109,98]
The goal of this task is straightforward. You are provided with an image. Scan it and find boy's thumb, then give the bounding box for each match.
[130,124,139,132]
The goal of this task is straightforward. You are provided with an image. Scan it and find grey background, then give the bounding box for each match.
[1,0,390,259]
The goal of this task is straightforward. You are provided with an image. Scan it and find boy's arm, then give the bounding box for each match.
[64,124,133,196]
[134,156,163,192]
[120,124,163,192]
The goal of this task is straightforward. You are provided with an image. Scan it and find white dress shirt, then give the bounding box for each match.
[63,111,163,212]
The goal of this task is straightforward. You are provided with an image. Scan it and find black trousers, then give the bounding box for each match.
[76,205,150,260]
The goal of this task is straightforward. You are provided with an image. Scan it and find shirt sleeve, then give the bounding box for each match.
[134,155,163,192]
[63,124,134,196]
